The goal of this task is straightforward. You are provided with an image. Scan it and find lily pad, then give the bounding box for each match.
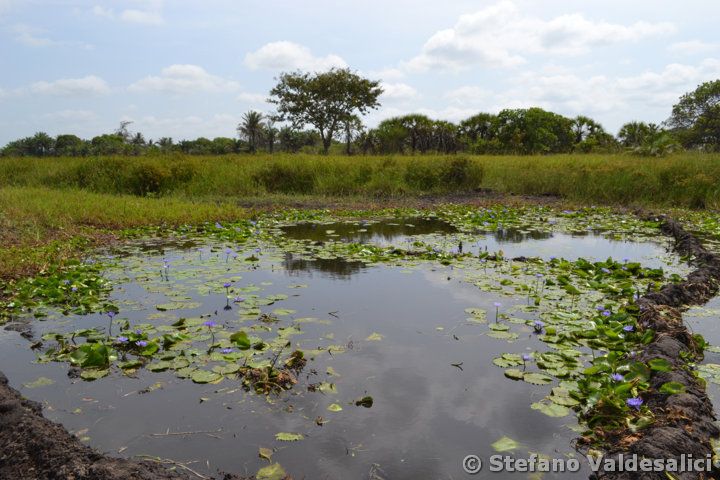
[492,436,520,452]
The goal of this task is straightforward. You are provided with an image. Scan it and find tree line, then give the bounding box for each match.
[2,69,718,157]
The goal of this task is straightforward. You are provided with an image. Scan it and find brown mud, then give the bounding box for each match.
[591,216,720,480]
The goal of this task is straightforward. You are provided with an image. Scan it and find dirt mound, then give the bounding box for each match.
[0,371,255,479]
[591,216,720,480]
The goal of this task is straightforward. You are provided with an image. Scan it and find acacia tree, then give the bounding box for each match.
[237,111,264,153]
[269,68,383,154]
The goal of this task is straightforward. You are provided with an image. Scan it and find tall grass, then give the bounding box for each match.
[1,152,719,207]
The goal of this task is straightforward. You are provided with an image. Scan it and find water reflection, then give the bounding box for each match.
[281,252,366,279]
[281,217,457,245]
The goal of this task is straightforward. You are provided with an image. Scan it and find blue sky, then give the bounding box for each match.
[1,0,719,144]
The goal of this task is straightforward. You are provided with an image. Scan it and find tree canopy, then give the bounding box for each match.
[269,68,383,154]
[667,80,720,151]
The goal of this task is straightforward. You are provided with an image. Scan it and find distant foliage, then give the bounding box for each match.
[3,78,720,157]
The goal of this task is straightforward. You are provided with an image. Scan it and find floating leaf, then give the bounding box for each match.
[258,447,273,462]
[365,332,384,341]
[531,401,570,417]
[523,372,553,385]
[275,432,304,441]
[80,369,109,381]
[256,463,286,480]
[504,369,524,380]
[492,436,520,452]
[23,377,55,388]
[327,403,343,412]
[191,370,222,384]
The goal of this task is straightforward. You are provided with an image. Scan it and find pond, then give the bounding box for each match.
[0,213,691,479]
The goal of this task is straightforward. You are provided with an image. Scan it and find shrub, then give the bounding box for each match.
[404,161,439,190]
[253,162,315,194]
[128,162,170,196]
[440,157,484,190]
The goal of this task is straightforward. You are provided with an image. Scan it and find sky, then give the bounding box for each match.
[0,0,719,145]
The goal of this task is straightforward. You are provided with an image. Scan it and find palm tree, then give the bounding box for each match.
[237,111,264,153]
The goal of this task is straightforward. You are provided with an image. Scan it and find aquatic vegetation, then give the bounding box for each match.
[1,204,701,478]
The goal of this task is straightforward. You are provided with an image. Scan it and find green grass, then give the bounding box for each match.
[0,187,245,278]
[1,152,719,279]
[1,152,719,208]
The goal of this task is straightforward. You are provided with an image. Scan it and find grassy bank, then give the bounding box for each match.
[1,152,720,208]
[1,152,719,279]
[0,187,245,279]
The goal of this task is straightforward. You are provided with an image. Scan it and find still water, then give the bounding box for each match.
[0,218,686,479]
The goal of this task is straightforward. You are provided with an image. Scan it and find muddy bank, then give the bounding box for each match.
[591,216,720,480]
[0,371,255,480]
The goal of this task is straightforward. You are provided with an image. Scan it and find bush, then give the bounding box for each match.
[128,163,170,196]
[253,162,315,194]
[440,157,484,190]
[404,160,440,190]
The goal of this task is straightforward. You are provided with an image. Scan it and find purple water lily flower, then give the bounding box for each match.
[234,296,245,303]
[215,222,223,229]
[522,354,531,362]
[626,397,643,409]
[595,305,605,311]
[602,310,611,317]
[623,325,635,332]
[533,320,545,333]
[135,329,143,334]
[601,268,611,274]
[107,311,116,318]
[493,302,502,308]
[611,373,624,382]
[221,348,234,354]
[223,282,232,288]
[116,336,128,344]
[62,279,71,285]
[203,320,217,328]
[71,286,78,292]
[135,340,148,347]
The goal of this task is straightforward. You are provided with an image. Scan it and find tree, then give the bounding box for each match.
[342,115,363,155]
[667,80,720,150]
[55,134,87,156]
[269,68,383,154]
[115,121,133,142]
[617,121,652,148]
[237,111,264,153]
[494,108,574,154]
[263,119,277,153]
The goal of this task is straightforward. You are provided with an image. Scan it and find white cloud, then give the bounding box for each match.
[404,1,675,71]
[381,82,417,101]
[29,75,110,96]
[237,92,268,104]
[41,110,97,121]
[128,65,240,93]
[367,67,405,82]
[668,40,720,55]
[92,5,113,19]
[12,24,56,47]
[445,86,492,105]
[120,8,163,25]
[439,59,720,127]
[244,41,347,71]
[92,1,164,25]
